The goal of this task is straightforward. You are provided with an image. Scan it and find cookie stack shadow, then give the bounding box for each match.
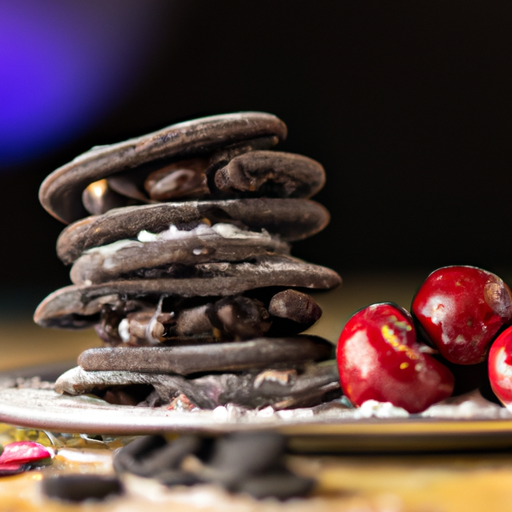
[34,112,341,411]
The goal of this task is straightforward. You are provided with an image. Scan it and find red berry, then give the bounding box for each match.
[336,303,454,413]
[412,266,512,365]
[488,326,512,407]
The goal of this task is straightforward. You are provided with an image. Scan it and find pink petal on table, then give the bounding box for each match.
[0,442,53,465]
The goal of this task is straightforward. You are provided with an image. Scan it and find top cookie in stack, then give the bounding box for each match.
[34,112,342,411]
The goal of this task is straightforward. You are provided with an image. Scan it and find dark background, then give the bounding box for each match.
[2,0,512,312]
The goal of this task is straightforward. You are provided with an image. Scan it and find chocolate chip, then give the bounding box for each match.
[269,289,322,325]
[202,432,316,499]
[113,435,167,474]
[42,475,123,502]
[236,471,315,500]
[114,435,201,478]
[114,435,210,482]
[111,432,316,499]
[129,435,201,477]
[268,289,322,335]
[82,180,128,216]
[207,296,271,340]
[108,171,152,202]
[102,386,149,406]
[214,151,325,199]
[144,158,209,201]
[208,432,286,479]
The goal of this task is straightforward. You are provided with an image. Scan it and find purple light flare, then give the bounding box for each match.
[0,1,167,169]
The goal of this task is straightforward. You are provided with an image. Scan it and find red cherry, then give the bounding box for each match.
[336,303,454,413]
[412,266,512,365]
[488,325,512,408]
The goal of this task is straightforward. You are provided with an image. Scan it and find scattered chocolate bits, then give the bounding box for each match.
[113,432,315,500]
[42,475,124,502]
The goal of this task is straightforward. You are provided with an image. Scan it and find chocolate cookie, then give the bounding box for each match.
[34,112,342,412]
[34,258,340,330]
[40,112,287,224]
[56,198,330,265]
[55,360,340,410]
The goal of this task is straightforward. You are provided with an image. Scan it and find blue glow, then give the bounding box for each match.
[0,1,164,168]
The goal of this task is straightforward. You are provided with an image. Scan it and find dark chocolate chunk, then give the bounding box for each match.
[107,170,150,203]
[78,337,333,375]
[82,180,128,216]
[206,135,280,171]
[136,435,201,476]
[114,435,201,477]
[106,136,280,205]
[112,432,314,500]
[206,296,271,340]
[107,295,272,345]
[208,432,286,482]
[214,151,325,199]
[102,385,153,405]
[236,471,315,500]
[144,158,210,201]
[113,434,167,474]
[40,112,287,224]
[42,475,123,502]
[269,289,322,325]
[170,304,213,340]
[202,432,315,499]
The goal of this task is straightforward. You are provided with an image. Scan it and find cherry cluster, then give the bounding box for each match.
[336,266,512,413]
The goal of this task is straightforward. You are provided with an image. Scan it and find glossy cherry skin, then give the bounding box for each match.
[412,266,512,365]
[336,303,454,413]
[488,325,512,408]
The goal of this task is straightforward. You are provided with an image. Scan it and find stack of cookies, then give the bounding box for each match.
[34,112,341,411]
